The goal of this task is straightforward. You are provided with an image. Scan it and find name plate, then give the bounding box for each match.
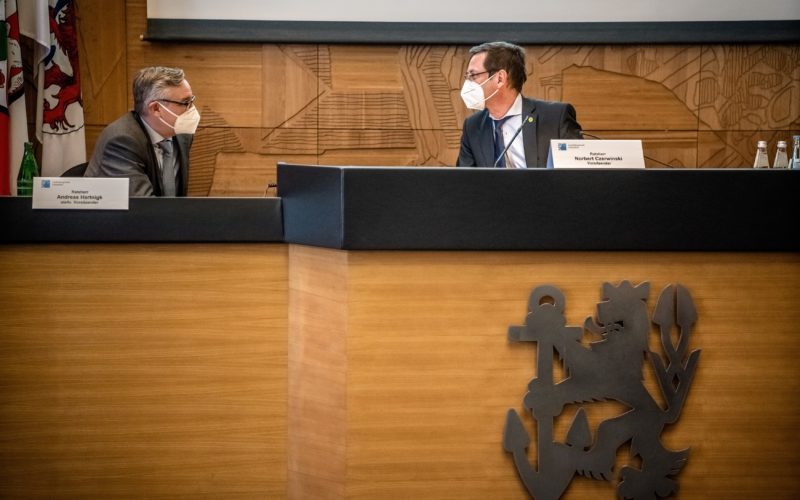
[548,139,645,168]
[32,177,130,210]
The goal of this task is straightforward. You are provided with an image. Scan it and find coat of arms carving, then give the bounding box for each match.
[504,281,700,499]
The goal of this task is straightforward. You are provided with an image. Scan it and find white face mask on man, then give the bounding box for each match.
[157,101,201,135]
[460,72,499,111]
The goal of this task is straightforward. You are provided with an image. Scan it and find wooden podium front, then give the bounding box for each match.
[2,168,798,499]
[280,164,800,499]
[0,198,288,498]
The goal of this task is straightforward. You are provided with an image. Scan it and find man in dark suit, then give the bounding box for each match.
[457,42,582,168]
[84,66,199,196]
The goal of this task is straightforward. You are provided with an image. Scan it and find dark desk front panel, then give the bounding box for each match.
[278,164,798,251]
[1,197,283,243]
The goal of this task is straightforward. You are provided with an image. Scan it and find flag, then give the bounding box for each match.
[1,0,28,195]
[1,0,9,194]
[20,0,85,177]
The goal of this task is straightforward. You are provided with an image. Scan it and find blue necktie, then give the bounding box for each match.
[159,138,177,196]
[493,116,513,168]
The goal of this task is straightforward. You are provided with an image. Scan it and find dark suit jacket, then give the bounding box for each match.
[456,96,582,168]
[84,111,192,196]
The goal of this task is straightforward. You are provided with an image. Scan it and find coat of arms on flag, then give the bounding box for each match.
[21,0,85,177]
[3,0,85,190]
[41,0,82,135]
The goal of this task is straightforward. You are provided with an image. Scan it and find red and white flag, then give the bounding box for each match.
[1,0,28,195]
[20,0,85,177]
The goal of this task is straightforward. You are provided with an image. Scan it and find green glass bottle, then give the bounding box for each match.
[16,142,40,197]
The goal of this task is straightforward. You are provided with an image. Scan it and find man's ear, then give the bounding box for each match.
[496,69,507,88]
[146,100,160,115]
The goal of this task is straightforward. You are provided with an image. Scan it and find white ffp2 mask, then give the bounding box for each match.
[157,102,201,135]
[460,73,499,111]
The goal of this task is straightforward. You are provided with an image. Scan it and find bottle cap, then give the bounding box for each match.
[777,141,787,147]
[757,140,767,147]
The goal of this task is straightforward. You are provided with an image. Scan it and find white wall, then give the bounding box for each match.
[147,0,800,23]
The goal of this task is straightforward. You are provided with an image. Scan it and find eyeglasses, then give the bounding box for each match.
[464,71,490,82]
[158,95,196,108]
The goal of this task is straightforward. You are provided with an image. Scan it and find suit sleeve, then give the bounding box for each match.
[456,118,477,167]
[96,134,156,197]
[559,103,583,139]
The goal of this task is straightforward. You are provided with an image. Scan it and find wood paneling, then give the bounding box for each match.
[262,45,322,129]
[0,244,288,498]
[698,128,800,168]
[72,2,798,195]
[289,248,800,499]
[588,130,699,168]
[288,246,349,499]
[3,242,797,498]
[698,45,800,131]
[329,46,404,91]
[563,66,699,131]
[77,0,128,125]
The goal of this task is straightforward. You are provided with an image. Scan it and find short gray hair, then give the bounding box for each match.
[132,66,186,115]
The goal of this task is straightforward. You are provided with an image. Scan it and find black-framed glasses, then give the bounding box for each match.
[158,95,196,108]
[464,71,490,82]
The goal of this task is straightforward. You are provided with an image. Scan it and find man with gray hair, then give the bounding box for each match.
[457,41,582,168]
[84,66,200,196]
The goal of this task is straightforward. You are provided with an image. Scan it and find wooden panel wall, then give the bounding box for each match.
[0,244,288,498]
[288,247,800,499]
[77,0,799,196]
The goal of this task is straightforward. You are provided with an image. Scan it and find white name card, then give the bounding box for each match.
[32,177,130,210]
[548,139,645,169]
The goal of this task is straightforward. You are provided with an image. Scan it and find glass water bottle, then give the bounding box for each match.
[772,141,789,169]
[790,136,800,170]
[753,141,769,168]
[16,142,40,196]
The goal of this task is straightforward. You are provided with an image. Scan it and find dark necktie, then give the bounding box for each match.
[493,116,513,168]
[159,138,177,196]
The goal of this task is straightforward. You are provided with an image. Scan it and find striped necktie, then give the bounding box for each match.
[159,138,177,196]
[493,116,513,168]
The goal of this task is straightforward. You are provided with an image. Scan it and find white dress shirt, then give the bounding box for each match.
[491,94,526,168]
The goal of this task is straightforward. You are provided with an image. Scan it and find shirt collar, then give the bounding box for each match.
[492,93,523,120]
[507,94,523,117]
[140,116,169,146]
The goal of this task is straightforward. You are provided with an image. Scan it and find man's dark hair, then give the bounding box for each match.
[469,41,527,93]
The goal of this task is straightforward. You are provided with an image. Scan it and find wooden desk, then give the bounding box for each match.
[0,198,287,498]
[2,166,799,499]
[280,165,800,499]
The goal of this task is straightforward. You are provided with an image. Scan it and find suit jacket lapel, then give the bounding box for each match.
[477,111,496,167]
[174,135,191,196]
[521,97,539,168]
[132,112,163,196]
